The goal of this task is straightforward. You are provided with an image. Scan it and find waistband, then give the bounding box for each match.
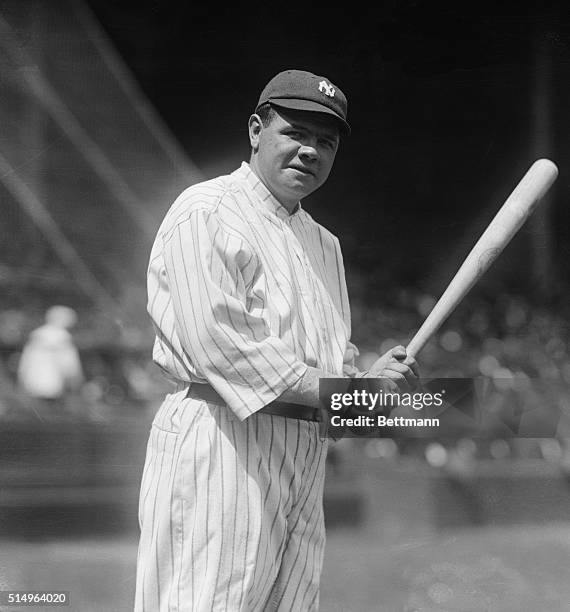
[186,384,322,422]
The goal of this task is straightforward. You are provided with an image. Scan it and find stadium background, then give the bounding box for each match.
[2,1,570,610]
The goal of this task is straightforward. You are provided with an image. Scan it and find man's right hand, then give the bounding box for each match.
[366,345,419,391]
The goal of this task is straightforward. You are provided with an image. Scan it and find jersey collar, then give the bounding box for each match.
[234,162,302,221]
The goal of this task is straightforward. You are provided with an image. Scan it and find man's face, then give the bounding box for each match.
[249,107,340,211]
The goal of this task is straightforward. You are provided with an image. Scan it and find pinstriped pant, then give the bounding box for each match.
[134,388,328,611]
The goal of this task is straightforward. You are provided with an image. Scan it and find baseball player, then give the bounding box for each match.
[135,69,418,611]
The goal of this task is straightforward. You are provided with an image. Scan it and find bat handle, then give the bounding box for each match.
[406,331,427,360]
[406,297,451,359]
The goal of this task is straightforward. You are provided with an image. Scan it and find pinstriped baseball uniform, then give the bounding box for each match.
[135,162,358,611]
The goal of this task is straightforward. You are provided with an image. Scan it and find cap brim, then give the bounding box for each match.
[264,98,351,136]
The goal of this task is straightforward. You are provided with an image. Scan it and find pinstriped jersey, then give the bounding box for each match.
[147,161,358,421]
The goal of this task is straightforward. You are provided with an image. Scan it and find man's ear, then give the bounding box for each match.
[248,114,263,151]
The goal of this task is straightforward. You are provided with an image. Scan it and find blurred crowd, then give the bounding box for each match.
[2,282,570,465]
[0,302,168,423]
[341,280,570,466]
[350,284,570,381]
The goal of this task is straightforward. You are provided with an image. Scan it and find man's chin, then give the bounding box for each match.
[285,173,321,195]
[287,184,316,202]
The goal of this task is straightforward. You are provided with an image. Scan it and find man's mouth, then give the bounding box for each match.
[289,165,314,177]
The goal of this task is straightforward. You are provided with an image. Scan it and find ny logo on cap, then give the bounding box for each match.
[318,80,335,97]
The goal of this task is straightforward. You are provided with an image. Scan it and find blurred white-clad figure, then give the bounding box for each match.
[17,305,84,400]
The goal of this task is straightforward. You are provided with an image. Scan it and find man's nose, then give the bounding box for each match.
[299,143,318,162]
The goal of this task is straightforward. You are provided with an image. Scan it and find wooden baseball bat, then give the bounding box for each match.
[406,158,558,359]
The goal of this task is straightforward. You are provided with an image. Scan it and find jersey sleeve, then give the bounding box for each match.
[163,207,308,420]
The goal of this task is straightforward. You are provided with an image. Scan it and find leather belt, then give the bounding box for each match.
[186,384,322,422]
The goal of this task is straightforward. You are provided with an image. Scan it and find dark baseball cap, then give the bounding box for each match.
[255,69,350,135]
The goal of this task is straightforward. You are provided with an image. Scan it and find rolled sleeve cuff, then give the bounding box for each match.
[212,360,309,421]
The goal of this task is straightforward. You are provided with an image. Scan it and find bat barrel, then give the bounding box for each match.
[406,159,558,360]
